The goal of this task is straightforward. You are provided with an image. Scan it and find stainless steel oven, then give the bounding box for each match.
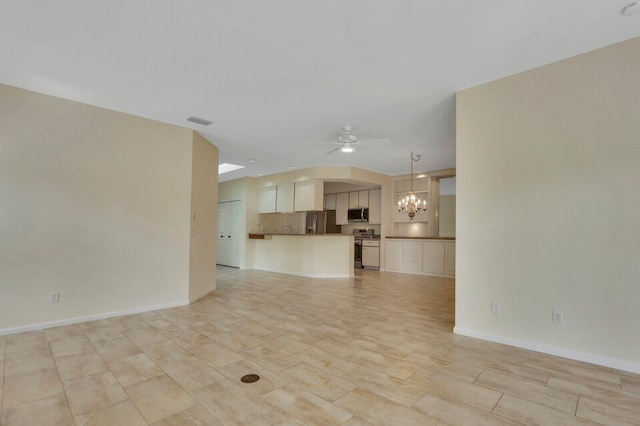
[354,238,363,268]
[353,228,374,268]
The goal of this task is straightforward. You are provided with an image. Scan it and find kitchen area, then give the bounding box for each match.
[219,164,455,279]
[249,181,384,274]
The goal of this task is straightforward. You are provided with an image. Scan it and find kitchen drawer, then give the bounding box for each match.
[362,240,380,247]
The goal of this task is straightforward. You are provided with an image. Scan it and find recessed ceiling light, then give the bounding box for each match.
[218,163,245,175]
[289,166,297,169]
[340,146,354,153]
[187,116,214,126]
[248,159,257,163]
[256,173,264,176]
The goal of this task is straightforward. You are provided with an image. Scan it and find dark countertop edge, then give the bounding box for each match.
[248,233,352,238]
[385,236,456,240]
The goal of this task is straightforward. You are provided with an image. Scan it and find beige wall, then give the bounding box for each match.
[188,132,219,302]
[0,84,218,333]
[456,37,640,372]
[439,195,456,237]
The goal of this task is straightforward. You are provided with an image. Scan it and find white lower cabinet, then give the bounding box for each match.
[384,239,455,277]
[362,240,380,269]
[384,240,404,271]
[404,241,423,273]
[445,242,456,276]
[423,241,445,275]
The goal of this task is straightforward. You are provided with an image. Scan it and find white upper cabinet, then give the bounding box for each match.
[276,183,294,213]
[324,193,336,210]
[258,186,277,213]
[368,188,381,224]
[336,192,349,225]
[294,180,324,211]
[348,191,359,208]
[348,190,369,208]
[358,190,369,208]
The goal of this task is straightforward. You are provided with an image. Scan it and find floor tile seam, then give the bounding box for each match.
[575,394,640,424]
[475,375,581,412]
[491,388,584,419]
[72,398,148,426]
[482,367,583,398]
[0,390,67,416]
[45,338,74,419]
[416,385,500,416]
[545,374,640,407]
[545,370,623,392]
[120,373,193,424]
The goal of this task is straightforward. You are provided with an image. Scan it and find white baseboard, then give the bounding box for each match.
[0,300,190,336]
[453,326,640,375]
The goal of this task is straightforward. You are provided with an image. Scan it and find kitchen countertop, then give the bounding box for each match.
[385,236,456,240]
[248,233,350,239]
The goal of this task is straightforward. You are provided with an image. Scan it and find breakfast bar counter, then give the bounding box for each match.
[250,234,354,278]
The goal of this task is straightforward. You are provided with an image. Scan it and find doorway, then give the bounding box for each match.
[217,200,242,267]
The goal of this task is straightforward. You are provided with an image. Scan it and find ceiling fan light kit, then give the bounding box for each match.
[304,124,391,155]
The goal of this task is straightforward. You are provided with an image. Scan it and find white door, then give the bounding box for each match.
[217,200,242,267]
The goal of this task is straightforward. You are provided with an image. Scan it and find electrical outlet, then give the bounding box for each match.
[49,292,59,304]
[491,302,501,315]
[552,310,564,325]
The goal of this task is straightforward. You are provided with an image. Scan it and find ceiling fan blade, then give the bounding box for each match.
[358,138,391,144]
[324,146,343,154]
[304,141,339,145]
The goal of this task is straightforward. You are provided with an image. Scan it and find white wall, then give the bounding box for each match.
[0,84,217,333]
[455,37,640,372]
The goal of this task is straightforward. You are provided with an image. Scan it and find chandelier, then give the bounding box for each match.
[398,152,427,220]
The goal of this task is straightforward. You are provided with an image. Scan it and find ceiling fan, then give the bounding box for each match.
[305,125,390,154]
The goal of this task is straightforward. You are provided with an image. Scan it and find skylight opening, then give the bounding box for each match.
[218,163,245,175]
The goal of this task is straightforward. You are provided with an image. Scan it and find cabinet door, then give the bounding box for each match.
[258,186,277,213]
[336,193,349,225]
[445,241,456,276]
[384,240,404,271]
[423,241,445,275]
[368,189,381,224]
[404,241,423,273]
[294,180,323,211]
[276,183,294,213]
[349,191,359,208]
[358,190,369,208]
[362,247,380,268]
[324,193,336,210]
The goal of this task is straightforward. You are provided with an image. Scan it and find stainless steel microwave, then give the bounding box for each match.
[348,208,369,222]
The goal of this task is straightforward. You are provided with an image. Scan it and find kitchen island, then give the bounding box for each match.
[250,234,354,278]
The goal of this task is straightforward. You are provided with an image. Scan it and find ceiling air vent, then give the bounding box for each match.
[187,116,213,126]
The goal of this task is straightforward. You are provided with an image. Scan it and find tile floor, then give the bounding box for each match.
[1,268,640,425]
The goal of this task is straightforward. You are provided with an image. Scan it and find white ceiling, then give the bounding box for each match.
[2,1,639,182]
